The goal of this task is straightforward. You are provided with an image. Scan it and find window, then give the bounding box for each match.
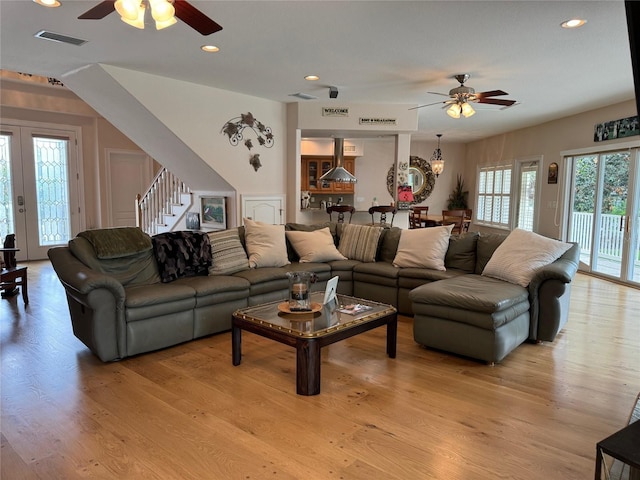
[476,165,512,228]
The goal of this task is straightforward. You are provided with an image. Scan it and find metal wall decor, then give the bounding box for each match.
[387,156,436,208]
[221,112,274,150]
[249,153,262,171]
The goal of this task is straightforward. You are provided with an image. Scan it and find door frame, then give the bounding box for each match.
[512,155,543,231]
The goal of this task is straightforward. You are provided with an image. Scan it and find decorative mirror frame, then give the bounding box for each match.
[387,156,436,206]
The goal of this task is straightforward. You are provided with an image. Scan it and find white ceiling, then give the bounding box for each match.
[0,0,635,143]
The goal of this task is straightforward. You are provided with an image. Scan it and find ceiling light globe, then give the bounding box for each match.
[150,0,175,22]
[155,16,177,30]
[447,104,461,119]
[115,0,140,21]
[461,102,476,118]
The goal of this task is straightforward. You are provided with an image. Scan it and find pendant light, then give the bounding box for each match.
[430,134,444,177]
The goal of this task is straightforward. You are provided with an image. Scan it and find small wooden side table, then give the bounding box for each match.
[595,420,640,479]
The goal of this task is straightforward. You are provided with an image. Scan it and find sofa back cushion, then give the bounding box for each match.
[285,227,346,263]
[445,232,479,273]
[207,228,250,275]
[152,231,212,283]
[475,232,508,274]
[378,227,402,263]
[285,222,337,261]
[244,218,290,268]
[70,234,161,286]
[338,224,384,262]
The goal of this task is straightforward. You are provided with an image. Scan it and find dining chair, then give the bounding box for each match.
[1,233,29,305]
[327,205,355,224]
[369,205,397,226]
[463,209,473,232]
[442,209,467,235]
[408,206,433,228]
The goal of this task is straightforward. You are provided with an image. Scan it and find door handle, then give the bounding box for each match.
[17,195,24,206]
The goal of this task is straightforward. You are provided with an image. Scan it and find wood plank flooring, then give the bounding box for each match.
[1,261,639,479]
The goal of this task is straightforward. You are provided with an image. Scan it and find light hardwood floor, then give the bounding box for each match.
[1,261,639,479]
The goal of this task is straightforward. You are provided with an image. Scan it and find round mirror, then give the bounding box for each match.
[386,156,436,205]
[408,166,425,195]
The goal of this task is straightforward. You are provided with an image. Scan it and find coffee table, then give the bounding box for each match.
[232,292,397,395]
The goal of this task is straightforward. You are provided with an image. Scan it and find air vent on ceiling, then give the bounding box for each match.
[34,30,88,46]
[289,93,318,100]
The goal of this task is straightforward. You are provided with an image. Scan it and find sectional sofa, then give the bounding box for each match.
[48,221,579,363]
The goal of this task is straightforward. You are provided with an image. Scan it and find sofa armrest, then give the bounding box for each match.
[48,246,127,361]
[528,242,579,342]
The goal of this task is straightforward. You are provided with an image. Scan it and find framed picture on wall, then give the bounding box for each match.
[200,196,226,230]
[185,212,200,230]
[548,162,558,184]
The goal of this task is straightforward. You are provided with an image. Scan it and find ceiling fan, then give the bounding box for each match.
[411,74,516,118]
[78,0,223,36]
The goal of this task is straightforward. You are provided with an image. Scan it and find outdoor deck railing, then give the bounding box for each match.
[571,212,638,260]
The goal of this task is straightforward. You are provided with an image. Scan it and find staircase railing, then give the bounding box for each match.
[136,167,191,235]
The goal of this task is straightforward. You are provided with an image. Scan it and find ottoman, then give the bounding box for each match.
[409,274,530,364]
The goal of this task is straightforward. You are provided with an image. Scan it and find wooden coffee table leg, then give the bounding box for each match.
[296,338,321,395]
[232,323,242,366]
[387,315,397,358]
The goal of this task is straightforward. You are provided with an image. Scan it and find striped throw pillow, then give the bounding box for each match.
[207,229,250,275]
[338,224,384,262]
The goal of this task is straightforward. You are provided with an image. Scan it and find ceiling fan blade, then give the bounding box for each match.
[174,0,223,35]
[78,0,115,19]
[409,100,447,110]
[475,89,508,98]
[477,98,517,106]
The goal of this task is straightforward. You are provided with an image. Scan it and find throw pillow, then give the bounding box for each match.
[337,224,384,262]
[207,229,250,275]
[243,218,290,268]
[481,228,572,287]
[285,227,347,263]
[152,231,212,283]
[392,224,454,270]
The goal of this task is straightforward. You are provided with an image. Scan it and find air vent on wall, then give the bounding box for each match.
[34,30,88,46]
[343,145,356,153]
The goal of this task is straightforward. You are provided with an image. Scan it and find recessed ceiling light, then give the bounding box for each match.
[201,45,220,53]
[561,18,587,29]
[33,0,61,6]
[305,75,320,81]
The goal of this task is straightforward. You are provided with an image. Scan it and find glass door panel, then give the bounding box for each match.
[568,149,639,285]
[0,133,15,240]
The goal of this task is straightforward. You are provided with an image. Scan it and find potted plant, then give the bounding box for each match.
[447,174,468,210]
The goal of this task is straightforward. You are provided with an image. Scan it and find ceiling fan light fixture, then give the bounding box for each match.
[120,7,146,29]
[447,104,461,119]
[155,15,177,30]
[461,102,476,118]
[115,0,141,21]
[33,0,61,7]
[149,0,175,22]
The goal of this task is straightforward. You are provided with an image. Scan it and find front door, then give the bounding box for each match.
[0,123,82,260]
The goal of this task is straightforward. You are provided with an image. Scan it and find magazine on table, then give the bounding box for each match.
[338,303,373,315]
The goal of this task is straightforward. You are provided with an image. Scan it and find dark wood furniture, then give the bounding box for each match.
[442,209,467,234]
[327,205,355,223]
[409,206,438,228]
[595,420,640,479]
[369,205,397,227]
[232,292,397,395]
[1,234,28,305]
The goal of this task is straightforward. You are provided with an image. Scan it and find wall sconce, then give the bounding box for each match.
[430,134,444,177]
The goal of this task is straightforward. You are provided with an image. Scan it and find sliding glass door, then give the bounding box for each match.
[567,147,640,285]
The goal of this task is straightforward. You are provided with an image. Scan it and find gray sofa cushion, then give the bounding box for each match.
[445,232,479,273]
[474,233,508,274]
[378,227,402,263]
[70,236,161,287]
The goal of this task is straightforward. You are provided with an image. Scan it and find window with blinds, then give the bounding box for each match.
[476,165,512,228]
